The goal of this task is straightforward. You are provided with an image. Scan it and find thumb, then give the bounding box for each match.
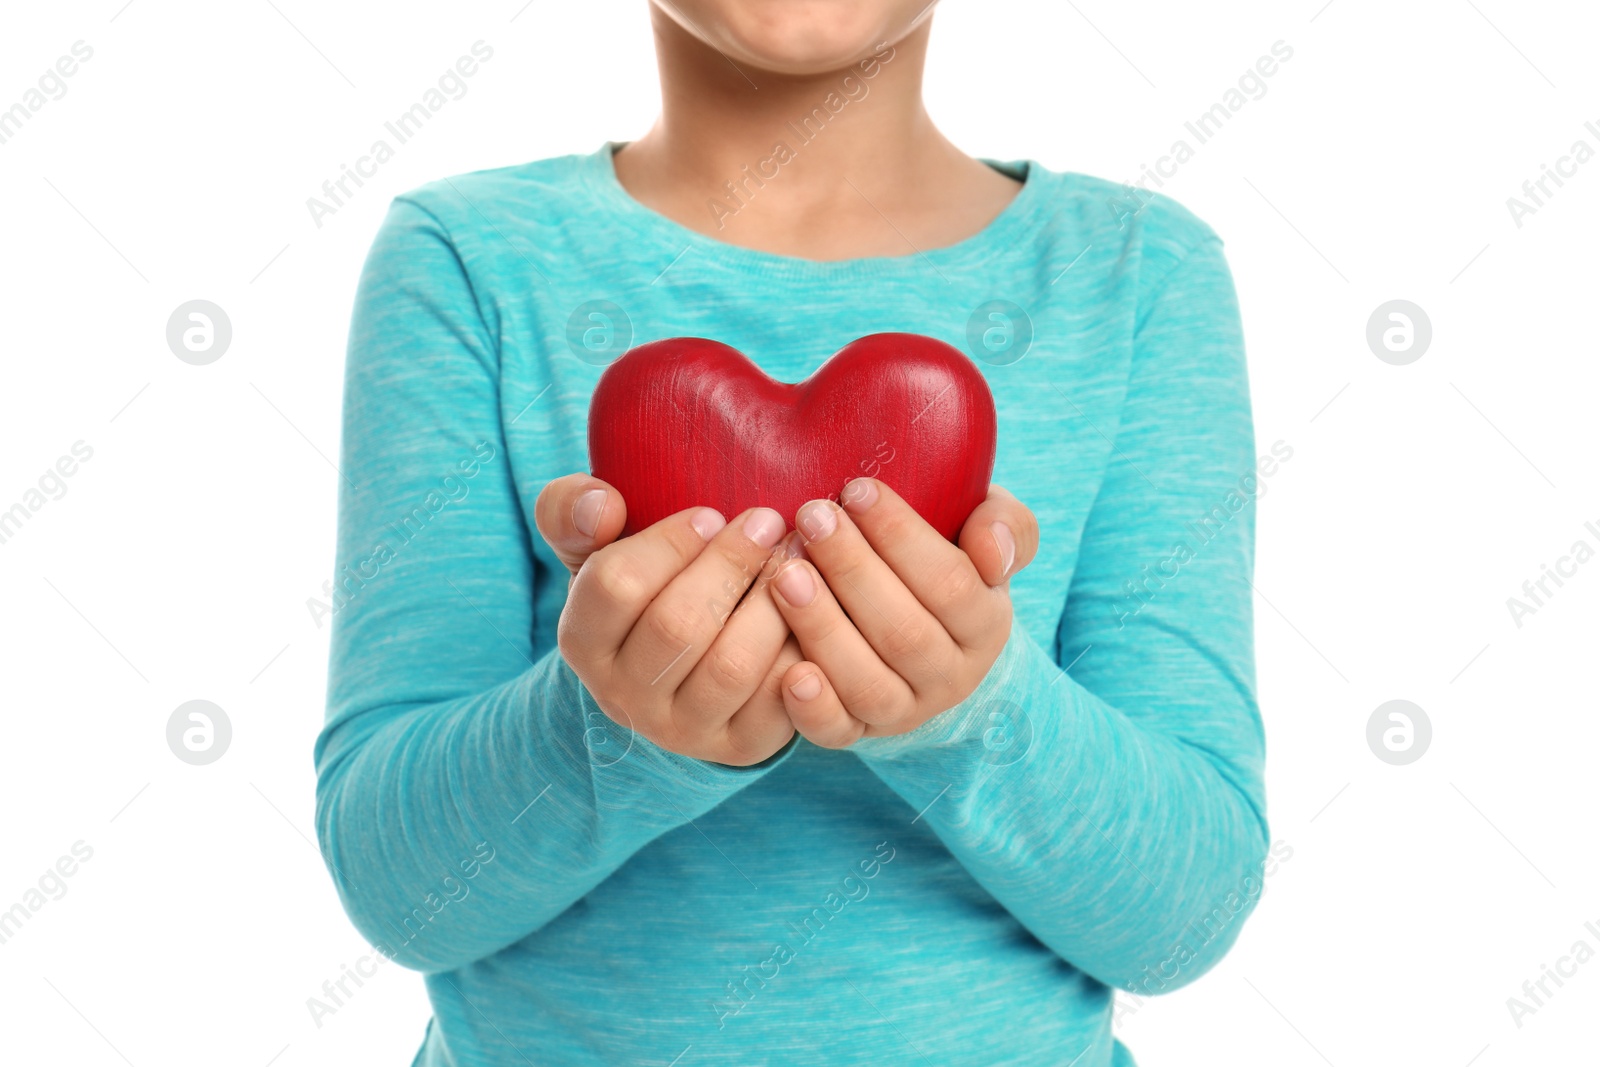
[535,473,628,576]
[958,485,1039,587]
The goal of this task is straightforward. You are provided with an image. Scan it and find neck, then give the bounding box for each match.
[616,12,982,241]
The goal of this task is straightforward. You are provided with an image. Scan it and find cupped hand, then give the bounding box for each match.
[535,474,805,766]
[766,479,1039,748]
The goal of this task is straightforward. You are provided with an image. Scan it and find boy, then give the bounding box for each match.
[317,4,1268,1063]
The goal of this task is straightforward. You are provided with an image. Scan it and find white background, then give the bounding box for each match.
[1,1,1596,1064]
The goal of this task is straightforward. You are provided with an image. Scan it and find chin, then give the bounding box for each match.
[654,0,927,76]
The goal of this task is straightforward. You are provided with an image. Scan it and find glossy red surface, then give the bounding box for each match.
[588,333,998,541]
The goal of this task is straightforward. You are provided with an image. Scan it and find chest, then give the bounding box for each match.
[498,273,1132,655]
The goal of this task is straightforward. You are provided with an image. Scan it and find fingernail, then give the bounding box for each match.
[788,672,823,702]
[841,478,879,514]
[743,507,785,549]
[991,521,1016,578]
[797,501,837,543]
[690,508,727,541]
[759,533,804,582]
[775,562,816,607]
[572,489,606,538]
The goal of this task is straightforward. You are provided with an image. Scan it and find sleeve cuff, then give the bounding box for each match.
[632,730,801,787]
[850,624,1043,764]
[559,658,801,796]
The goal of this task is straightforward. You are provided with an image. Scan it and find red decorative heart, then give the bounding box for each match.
[588,333,997,541]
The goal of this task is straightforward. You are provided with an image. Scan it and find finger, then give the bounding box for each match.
[836,478,1008,650]
[769,558,915,726]
[535,473,628,576]
[957,485,1040,586]
[791,498,958,693]
[722,636,806,764]
[780,661,865,749]
[559,505,726,668]
[675,531,805,717]
[618,507,790,695]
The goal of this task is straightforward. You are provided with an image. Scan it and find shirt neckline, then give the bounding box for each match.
[580,140,1046,283]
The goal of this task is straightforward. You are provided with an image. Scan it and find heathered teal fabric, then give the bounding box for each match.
[314,142,1269,1067]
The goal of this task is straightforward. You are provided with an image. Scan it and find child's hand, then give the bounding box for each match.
[536,474,803,766]
[767,480,1039,748]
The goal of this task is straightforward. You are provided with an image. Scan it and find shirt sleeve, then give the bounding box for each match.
[313,196,791,975]
[851,233,1270,994]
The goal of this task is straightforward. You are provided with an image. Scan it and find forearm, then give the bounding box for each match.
[316,649,787,973]
[853,626,1269,991]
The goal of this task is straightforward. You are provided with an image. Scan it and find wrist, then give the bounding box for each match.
[851,626,1031,762]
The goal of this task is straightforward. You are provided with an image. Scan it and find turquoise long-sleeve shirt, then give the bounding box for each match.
[314,142,1269,1066]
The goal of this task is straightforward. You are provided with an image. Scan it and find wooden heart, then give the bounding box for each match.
[588,333,996,541]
